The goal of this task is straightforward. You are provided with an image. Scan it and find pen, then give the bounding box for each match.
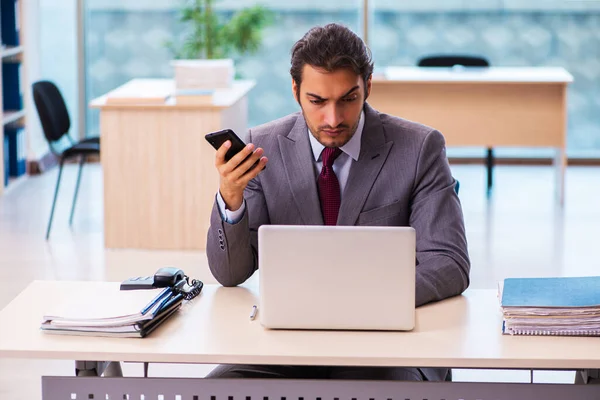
[250,305,258,320]
[141,287,172,315]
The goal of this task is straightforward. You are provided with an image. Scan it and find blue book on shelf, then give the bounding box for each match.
[1,0,20,46]
[3,134,9,187]
[502,276,600,308]
[5,126,25,177]
[2,61,22,111]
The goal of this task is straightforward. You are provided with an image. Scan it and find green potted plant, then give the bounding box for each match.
[168,0,273,91]
[168,0,273,61]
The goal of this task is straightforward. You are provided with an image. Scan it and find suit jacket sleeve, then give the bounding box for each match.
[411,129,471,306]
[206,129,269,286]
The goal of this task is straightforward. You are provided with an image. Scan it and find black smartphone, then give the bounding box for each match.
[205,128,264,170]
[205,129,248,161]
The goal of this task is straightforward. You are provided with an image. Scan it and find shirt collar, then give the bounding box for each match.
[308,110,364,162]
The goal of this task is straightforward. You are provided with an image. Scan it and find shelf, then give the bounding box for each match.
[3,110,26,126]
[1,45,24,59]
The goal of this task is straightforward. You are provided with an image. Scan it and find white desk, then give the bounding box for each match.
[369,66,573,204]
[0,281,599,399]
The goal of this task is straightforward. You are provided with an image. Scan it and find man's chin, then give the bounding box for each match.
[318,133,351,148]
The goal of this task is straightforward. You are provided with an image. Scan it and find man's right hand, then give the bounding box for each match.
[216,140,268,211]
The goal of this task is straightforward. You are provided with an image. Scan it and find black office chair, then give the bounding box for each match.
[32,81,100,239]
[418,55,489,68]
[417,55,494,195]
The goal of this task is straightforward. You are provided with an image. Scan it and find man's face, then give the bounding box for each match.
[292,65,371,148]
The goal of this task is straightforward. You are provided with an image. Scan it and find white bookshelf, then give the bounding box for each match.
[3,109,25,125]
[1,44,23,58]
[0,0,28,194]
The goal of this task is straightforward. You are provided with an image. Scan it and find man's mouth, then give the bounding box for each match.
[322,129,344,137]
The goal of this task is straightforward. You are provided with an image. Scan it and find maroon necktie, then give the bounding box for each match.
[318,147,343,226]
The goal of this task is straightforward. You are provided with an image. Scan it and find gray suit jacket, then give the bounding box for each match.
[206,103,470,381]
[207,103,470,302]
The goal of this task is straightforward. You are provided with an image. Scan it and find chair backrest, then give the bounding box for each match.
[418,55,490,68]
[32,80,71,143]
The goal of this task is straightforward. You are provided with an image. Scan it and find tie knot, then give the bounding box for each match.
[321,147,342,168]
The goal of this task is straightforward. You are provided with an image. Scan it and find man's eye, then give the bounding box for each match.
[310,99,325,105]
[343,97,357,102]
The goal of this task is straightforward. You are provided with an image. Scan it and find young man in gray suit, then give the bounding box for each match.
[206,23,470,381]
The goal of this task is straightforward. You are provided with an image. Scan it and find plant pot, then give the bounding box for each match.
[171,59,235,90]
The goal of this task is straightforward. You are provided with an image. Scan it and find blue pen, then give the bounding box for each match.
[141,287,172,315]
[154,291,184,317]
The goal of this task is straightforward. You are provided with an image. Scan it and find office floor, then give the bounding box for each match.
[2,163,599,399]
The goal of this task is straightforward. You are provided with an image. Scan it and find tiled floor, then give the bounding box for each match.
[2,163,599,398]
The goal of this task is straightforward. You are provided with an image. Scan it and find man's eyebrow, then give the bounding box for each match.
[306,92,326,100]
[341,86,360,98]
[306,86,360,101]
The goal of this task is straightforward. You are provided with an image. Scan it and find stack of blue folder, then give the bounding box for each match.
[500,276,600,336]
[40,287,184,338]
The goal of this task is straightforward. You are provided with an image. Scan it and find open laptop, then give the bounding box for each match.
[258,225,416,331]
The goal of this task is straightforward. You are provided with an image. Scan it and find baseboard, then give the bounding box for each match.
[27,151,58,175]
[86,154,100,163]
[27,152,101,174]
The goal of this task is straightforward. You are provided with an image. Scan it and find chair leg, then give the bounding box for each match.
[46,160,65,240]
[486,147,494,194]
[69,156,86,226]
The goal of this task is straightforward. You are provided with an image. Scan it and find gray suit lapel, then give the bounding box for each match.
[337,104,393,226]
[278,113,324,225]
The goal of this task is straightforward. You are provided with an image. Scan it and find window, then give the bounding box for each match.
[370,0,600,158]
[84,0,362,134]
[83,1,600,158]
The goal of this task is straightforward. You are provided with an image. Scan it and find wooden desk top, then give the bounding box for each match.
[375,66,574,84]
[89,79,255,110]
[0,281,598,369]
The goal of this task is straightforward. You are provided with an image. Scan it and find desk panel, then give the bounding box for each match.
[369,81,566,148]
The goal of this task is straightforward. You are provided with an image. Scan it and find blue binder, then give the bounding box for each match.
[2,61,22,111]
[3,133,9,187]
[1,0,20,46]
[4,126,25,177]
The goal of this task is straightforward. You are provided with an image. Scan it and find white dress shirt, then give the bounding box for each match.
[217,111,365,224]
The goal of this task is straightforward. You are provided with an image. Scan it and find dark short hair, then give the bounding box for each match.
[290,23,374,100]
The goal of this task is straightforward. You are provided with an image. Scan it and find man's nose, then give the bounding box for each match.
[323,104,344,128]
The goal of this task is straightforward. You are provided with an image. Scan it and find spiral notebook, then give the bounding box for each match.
[500,276,600,336]
[40,286,184,338]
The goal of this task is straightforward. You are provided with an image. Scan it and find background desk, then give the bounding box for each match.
[0,281,599,399]
[369,67,573,203]
[90,79,255,250]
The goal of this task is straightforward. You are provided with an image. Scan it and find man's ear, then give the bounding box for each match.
[365,75,372,101]
[292,79,299,103]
